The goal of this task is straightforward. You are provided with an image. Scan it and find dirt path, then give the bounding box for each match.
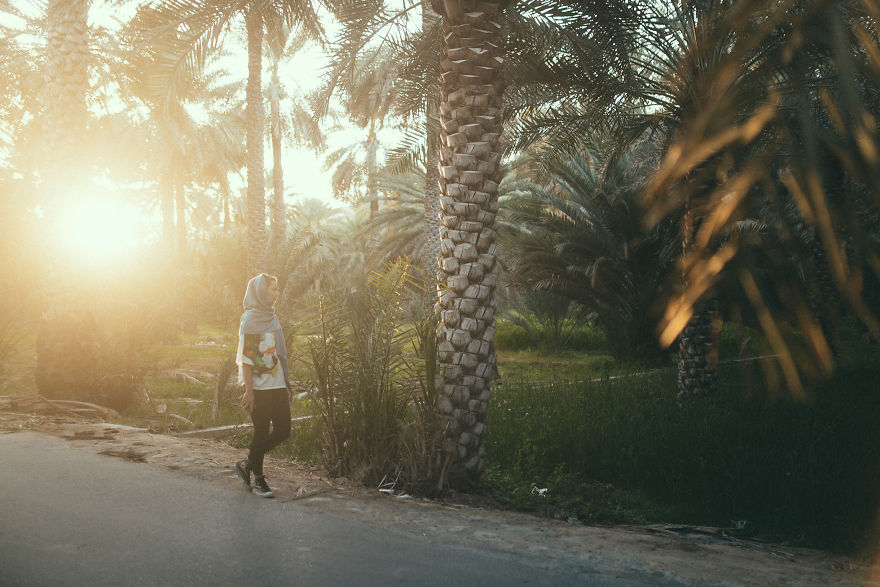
[2,410,875,585]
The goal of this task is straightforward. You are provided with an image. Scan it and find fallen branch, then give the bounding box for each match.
[43,399,120,419]
[181,415,313,438]
[168,413,195,428]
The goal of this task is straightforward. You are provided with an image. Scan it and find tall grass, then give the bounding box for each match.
[486,354,880,552]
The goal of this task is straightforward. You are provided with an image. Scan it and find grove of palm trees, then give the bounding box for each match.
[3,0,880,557]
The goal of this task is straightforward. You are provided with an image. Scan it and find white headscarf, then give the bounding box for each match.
[240,273,281,334]
[235,274,289,388]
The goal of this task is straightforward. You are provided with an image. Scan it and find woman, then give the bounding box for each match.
[233,273,291,497]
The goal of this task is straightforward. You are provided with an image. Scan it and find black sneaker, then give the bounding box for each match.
[252,475,274,498]
[234,459,251,489]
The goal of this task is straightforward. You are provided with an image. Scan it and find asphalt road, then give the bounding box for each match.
[0,432,649,586]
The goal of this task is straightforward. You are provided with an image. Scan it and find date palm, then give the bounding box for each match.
[35,0,92,400]
[129,0,323,275]
[265,27,325,254]
[506,1,762,395]
[500,140,679,361]
[644,0,880,393]
[321,45,400,219]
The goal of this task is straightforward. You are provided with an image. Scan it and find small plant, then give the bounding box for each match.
[499,291,595,353]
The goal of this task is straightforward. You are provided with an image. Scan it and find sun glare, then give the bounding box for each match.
[55,196,146,268]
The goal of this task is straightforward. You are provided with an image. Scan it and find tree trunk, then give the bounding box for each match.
[175,177,186,252]
[422,0,443,313]
[677,187,720,397]
[245,2,267,276]
[38,0,90,400]
[270,63,286,252]
[220,174,231,231]
[43,0,89,191]
[678,298,719,397]
[160,170,175,246]
[433,0,506,486]
[366,121,379,220]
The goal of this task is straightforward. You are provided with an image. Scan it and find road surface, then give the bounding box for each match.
[0,432,647,586]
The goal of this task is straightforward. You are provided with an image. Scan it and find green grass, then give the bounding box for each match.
[484,350,880,553]
[497,349,657,381]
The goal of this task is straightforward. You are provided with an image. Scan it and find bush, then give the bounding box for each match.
[36,301,158,411]
[494,317,607,352]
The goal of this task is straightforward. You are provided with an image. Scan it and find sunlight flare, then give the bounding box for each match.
[54,195,145,267]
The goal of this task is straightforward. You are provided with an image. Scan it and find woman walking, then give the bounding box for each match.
[234,273,291,497]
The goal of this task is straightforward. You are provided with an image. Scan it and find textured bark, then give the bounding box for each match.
[245,3,267,276]
[678,298,719,397]
[423,153,443,277]
[422,0,443,290]
[433,0,506,485]
[677,186,719,397]
[43,0,89,184]
[269,63,286,251]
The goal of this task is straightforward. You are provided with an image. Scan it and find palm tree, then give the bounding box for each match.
[642,0,880,392]
[260,25,325,257]
[499,141,679,361]
[321,46,400,218]
[128,0,323,275]
[123,39,245,249]
[325,0,641,484]
[504,1,765,395]
[275,199,370,305]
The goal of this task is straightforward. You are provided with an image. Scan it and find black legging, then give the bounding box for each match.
[247,388,291,476]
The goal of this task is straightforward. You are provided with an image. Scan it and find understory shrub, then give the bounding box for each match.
[494,318,606,352]
[36,300,159,411]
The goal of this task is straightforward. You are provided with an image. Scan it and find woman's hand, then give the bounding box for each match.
[239,389,255,413]
[240,364,255,413]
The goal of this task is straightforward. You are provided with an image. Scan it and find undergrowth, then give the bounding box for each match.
[484,349,880,553]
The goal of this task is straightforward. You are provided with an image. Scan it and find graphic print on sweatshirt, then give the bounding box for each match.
[242,332,285,389]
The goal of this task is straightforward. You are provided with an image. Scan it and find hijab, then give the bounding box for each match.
[236,273,289,388]
[240,273,282,334]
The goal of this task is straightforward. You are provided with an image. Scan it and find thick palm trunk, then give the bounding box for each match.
[678,299,719,396]
[270,64,286,251]
[677,189,719,397]
[37,0,90,400]
[245,3,267,275]
[433,0,505,485]
[675,3,721,398]
[43,0,89,186]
